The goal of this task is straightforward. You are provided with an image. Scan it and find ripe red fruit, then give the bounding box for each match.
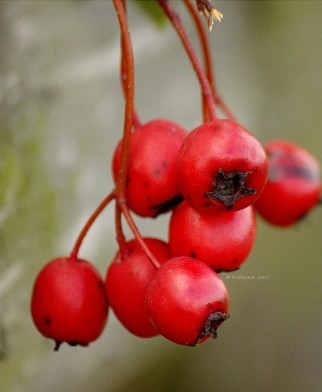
[177,119,268,214]
[145,256,230,346]
[31,257,109,350]
[169,201,256,272]
[112,119,187,217]
[255,140,321,226]
[105,238,170,338]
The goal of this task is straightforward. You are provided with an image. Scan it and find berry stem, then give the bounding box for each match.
[113,0,133,251]
[70,190,115,261]
[157,0,217,121]
[184,0,237,122]
[115,202,126,251]
[113,0,135,204]
[120,0,141,129]
[120,203,161,269]
[184,0,212,121]
[113,0,160,270]
[113,0,134,248]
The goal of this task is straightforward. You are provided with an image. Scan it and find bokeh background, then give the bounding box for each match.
[0,1,321,391]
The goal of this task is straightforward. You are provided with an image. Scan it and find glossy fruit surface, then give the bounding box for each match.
[112,119,186,217]
[169,201,256,271]
[31,257,108,350]
[145,256,230,346]
[105,238,170,337]
[177,119,268,213]
[255,140,321,226]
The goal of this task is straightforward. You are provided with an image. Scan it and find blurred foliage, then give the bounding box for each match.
[134,0,167,27]
[0,8,58,385]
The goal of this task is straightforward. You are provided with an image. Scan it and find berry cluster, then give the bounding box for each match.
[31,1,321,351]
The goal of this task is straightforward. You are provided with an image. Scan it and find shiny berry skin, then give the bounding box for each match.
[145,257,230,346]
[112,119,186,217]
[105,238,170,338]
[177,119,268,214]
[255,140,321,226]
[31,257,109,350]
[169,201,256,272]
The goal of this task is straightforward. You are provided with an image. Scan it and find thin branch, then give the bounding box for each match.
[70,191,115,260]
[185,0,237,122]
[157,0,217,121]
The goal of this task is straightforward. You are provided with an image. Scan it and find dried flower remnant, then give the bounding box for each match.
[196,0,223,31]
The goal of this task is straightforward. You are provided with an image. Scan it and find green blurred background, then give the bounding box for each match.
[0,1,321,391]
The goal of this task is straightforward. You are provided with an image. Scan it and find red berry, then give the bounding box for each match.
[255,140,321,226]
[177,119,268,213]
[112,119,187,217]
[105,238,170,338]
[145,257,230,346]
[31,257,109,350]
[169,201,256,272]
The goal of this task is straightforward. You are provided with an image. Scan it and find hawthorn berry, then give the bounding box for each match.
[145,256,230,346]
[169,201,256,272]
[255,140,321,226]
[31,257,109,350]
[112,119,187,217]
[177,119,269,214]
[105,238,170,338]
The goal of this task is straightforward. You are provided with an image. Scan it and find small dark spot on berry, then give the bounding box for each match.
[150,195,184,216]
[190,251,197,258]
[44,316,51,325]
[97,280,104,289]
[154,168,161,176]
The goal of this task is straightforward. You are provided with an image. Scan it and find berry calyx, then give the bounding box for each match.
[31,257,109,350]
[177,119,269,214]
[145,256,230,346]
[105,238,170,338]
[204,168,256,210]
[255,140,321,226]
[112,119,186,217]
[198,311,230,340]
[169,201,256,272]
